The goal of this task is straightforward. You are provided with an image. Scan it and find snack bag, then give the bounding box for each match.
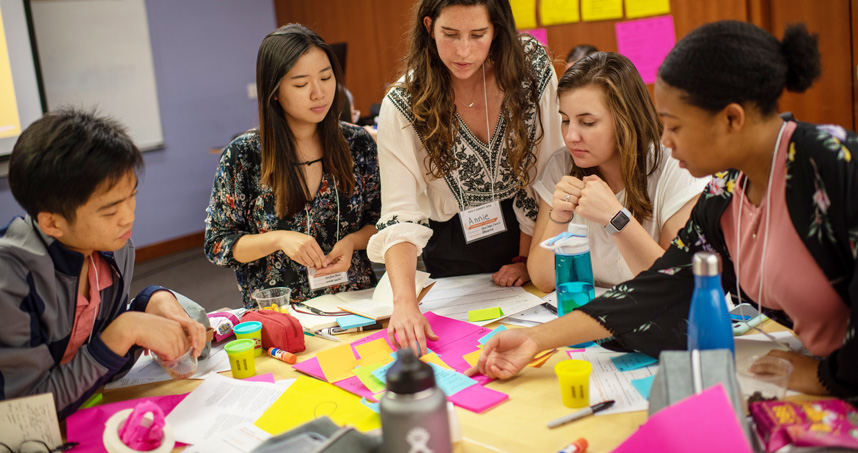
[750,399,858,452]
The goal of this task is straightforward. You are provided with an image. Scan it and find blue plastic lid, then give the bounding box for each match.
[233,321,262,335]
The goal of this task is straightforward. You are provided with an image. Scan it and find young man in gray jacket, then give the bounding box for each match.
[1,109,206,419]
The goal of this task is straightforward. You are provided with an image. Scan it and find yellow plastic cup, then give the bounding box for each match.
[555,360,592,408]
[225,339,256,379]
[233,321,263,357]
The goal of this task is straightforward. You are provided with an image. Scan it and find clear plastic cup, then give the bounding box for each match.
[737,355,794,401]
[252,287,291,311]
[152,346,197,380]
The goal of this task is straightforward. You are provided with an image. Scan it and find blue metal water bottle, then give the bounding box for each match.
[687,252,734,355]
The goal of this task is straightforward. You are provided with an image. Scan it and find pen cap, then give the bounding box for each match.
[385,348,436,394]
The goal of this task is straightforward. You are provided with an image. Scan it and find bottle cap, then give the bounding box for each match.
[385,348,436,394]
[540,230,589,256]
[692,251,722,277]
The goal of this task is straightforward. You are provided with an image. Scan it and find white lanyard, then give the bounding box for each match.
[734,122,787,344]
[454,64,507,244]
[305,176,348,290]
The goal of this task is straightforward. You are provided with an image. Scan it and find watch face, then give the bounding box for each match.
[611,211,631,231]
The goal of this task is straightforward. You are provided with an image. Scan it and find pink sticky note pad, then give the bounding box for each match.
[615,15,676,84]
[66,393,189,452]
[612,383,753,453]
[293,312,504,412]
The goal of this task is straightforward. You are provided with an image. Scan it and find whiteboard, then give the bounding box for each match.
[30,0,164,150]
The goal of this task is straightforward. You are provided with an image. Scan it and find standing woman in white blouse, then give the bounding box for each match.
[367,0,563,355]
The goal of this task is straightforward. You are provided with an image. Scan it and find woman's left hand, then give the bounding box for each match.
[315,236,355,277]
[575,175,625,226]
[765,349,830,396]
[493,262,530,287]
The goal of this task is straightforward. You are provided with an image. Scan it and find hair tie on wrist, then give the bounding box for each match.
[548,209,571,224]
[511,255,527,264]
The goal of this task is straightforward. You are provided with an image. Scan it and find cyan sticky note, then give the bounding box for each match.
[468,307,503,322]
[610,353,658,372]
[478,325,507,345]
[427,362,478,396]
[361,397,380,414]
[337,314,376,329]
[631,375,656,400]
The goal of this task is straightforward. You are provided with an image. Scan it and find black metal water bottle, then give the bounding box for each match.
[380,349,452,453]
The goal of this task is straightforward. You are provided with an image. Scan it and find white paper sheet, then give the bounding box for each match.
[181,423,273,453]
[166,373,288,445]
[105,343,230,389]
[417,273,544,325]
[566,346,657,415]
[0,393,62,448]
[503,286,610,326]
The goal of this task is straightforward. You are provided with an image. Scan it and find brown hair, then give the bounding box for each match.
[257,24,354,218]
[558,52,662,222]
[398,0,542,186]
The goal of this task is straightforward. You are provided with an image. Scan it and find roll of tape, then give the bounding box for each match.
[103,408,176,453]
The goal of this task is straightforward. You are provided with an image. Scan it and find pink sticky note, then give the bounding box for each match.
[615,15,676,84]
[66,394,189,452]
[448,384,509,413]
[612,383,753,453]
[243,372,275,383]
[520,28,548,46]
[293,312,505,413]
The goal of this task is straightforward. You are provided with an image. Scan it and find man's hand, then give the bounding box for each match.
[146,290,207,357]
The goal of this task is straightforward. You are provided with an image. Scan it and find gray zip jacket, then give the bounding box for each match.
[0,216,166,419]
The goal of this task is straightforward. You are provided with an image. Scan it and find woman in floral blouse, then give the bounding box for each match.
[468,21,858,401]
[205,24,380,307]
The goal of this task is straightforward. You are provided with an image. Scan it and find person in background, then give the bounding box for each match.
[367,0,564,355]
[1,109,206,419]
[528,52,708,292]
[470,21,858,401]
[205,24,380,307]
[565,44,597,70]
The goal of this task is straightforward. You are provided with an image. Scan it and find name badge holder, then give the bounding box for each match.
[304,178,348,289]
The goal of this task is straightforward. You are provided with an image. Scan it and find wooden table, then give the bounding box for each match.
[100,304,801,452]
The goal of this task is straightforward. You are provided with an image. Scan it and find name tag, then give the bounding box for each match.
[307,268,349,290]
[459,200,507,243]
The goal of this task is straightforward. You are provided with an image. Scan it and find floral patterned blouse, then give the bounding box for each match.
[577,121,858,402]
[204,124,381,307]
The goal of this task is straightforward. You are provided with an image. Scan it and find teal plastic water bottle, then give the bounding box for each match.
[687,252,734,355]
[540,224,595,316]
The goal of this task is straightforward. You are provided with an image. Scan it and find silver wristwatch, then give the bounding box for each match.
[605,208,631,235]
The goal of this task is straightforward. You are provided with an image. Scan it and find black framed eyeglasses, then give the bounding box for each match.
[0,441,77,453]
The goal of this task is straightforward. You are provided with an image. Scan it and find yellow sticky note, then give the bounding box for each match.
[509,0,537,29]
[581,0,623,21]
[255,375,380,434]
[463,349,483,368]
[358,351,394,368]
[420,352,453,370]
[468,307,503,322]
[355,338,394,360]
[354,364,387,394]
[540,0,580,26]
[317,343,358,383]
[625,0,670,19]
